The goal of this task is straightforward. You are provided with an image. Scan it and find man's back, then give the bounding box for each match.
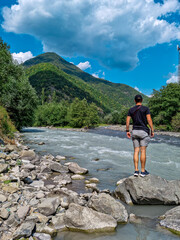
[128,105,150,134]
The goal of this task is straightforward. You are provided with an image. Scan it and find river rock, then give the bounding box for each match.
[71,174,85,180]
[49,162,69,173]
[36,223,57,235]
[88,193,128,223]
[0,153,6,159]
[20,150,36,160]
[0,208,10,220]
[37,197,60,216]
[0,194,7,203]
[52,173,71,185]
[114,175,180,205]
[31,212,49,224]
[65,162,88,175]
[30,180,44,188]
[4,145,17,153]
[33,233,52,240]
[64,203,117,232]
[89,177,99,183]
[13,220,36,239]
[56,155,66,161]
[159,206,180,234]
[23,163,36,170]
[0,163,8,173]
[51,213,67,231]
[17,205,30,219]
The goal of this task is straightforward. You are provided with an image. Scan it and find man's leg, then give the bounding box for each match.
[133,147,140,171]
[140,146,146,172]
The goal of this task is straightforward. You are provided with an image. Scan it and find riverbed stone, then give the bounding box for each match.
[0,208,10,220]
[114,175,180,205]
[71,174,85,180]
[30,180,44,188]
[64,203,117,232]
[88,193,128,223]
[56,155,66,161]
[66,162,88,175]
[0,163,8,173]
[0,194,7,203]
[51,213,66,231]
[31,212,49,224]
[23,163,36,170]
[17,205,30,219]
[37,197,60,216]
[13,220,36,239]
[36,223,57,236]
[52,173,71,185]
[33,232,52,240]
[159,206,180,234]
[20,150,36,160]
[89,177,99,183]
[49,162,69,173]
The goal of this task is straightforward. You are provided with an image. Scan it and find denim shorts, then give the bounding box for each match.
[132,130,150,148]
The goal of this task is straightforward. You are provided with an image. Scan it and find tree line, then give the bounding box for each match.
[0,38,179,132]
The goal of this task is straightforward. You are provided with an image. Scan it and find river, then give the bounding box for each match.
[22,127,180,240]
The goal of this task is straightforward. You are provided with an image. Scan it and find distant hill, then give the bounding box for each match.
[23,52,148,111]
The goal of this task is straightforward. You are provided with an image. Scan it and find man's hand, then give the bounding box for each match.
[151,131,154,138]
[127,132,131,139]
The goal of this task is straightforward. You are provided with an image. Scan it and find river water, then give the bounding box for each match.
[22,127,180,240]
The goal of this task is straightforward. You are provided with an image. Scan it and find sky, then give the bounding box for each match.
[0,0,180,96]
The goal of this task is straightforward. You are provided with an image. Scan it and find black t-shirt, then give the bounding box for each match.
[127,105,150,134]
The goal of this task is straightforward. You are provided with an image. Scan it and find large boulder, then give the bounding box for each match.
[49,162,69,173]
[37,197,60,216]
[13,220,36,240]
[64,203,117,232]
[65,162,88,175]
[88,193,128,223]
[114,175,180,205]
[159,206,180,235]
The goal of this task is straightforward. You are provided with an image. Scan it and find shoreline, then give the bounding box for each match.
[40,125,180,138]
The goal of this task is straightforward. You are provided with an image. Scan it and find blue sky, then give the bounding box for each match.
[0,0,180,96]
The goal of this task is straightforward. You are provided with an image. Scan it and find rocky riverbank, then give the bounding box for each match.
[0,133,179,240]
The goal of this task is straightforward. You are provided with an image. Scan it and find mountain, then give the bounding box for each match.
[23,52,148,111]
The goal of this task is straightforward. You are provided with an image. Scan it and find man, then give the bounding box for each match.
[126,95,154,177]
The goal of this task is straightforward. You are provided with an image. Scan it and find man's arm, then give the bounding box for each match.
[146,114,154,137]
[126,116,131,139]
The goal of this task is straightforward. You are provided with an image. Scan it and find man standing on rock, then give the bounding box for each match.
[126,95,154,177]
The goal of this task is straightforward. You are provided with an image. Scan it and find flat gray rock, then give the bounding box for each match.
[88,193,128,223]
[64,203,117,232]
[66,162,88,175]
[33,233,52,240]
[114,175,180,205]
[49,162,69,173]
[37,197,60,216]
[160,206,180,235]
[17,205,30,219]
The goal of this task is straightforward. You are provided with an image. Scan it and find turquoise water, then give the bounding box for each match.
[22,127,180,240]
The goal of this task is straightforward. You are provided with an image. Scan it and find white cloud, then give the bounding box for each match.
[11,51,34,63]
[134,86,142,93]
[92,73,99,78]
[166,75,178,84]
[2,0,180,70]
[76,61,91,70]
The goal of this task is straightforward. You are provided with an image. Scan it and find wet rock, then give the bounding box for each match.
[36,223,57,236]
[33,232,52,240]
[85,183,99,192]
[13,220,36,239]
[66,162,88,175]
[20,150,36,160]
[38,142,45,145]
[17,205,30,219]
[0,163,8,173]
[49,162,69,173]
[52,173,71,185]
[88,193,128,223]
[55,155,66,161]
[114,175,180,205]
[37,197,60,216]
[51,213,66,231]
[159,206,180,234]
[0,194,7,203]
[0,208,10,220]
[71,174,85,180]
[89,177,99,183]
[64,203,117,232]
[129,213,143,224]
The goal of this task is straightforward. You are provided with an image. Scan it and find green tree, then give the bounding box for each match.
[0,38,38,129]
[171,112,180,132]
[148,83,180,130]
[119,106,129,125]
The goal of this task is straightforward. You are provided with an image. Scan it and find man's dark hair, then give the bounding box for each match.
[135,94,143,103]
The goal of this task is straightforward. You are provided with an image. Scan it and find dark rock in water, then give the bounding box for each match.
[159,206,180,235]
[97,168,111,171]
[38,142,45,145]
[64,203,117,232]
[114,175,180,205]
[88,193,128,223]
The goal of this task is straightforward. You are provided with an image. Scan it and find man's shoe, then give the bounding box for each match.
[134,171,139,177]
[140,170,149,177]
